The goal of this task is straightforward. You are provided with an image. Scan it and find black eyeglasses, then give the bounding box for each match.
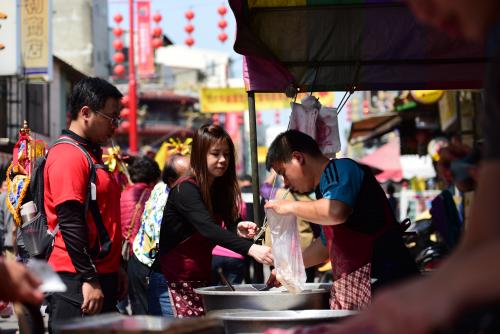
[94,110,121,127]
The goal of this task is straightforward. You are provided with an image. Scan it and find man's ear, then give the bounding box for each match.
[80,106,91,120]
[291,151,305,165]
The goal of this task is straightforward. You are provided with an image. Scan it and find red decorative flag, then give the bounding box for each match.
[137,1,155,78]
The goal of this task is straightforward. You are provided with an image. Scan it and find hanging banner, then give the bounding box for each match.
[200,87,334,113]
[0,0,21,76]
[21,0,52,80]
[137,0,155,78]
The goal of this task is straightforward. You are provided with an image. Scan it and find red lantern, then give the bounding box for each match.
[152,38,163,49]
[120,107,130,118]
[112,26,123,37]
[121,95,130,107]
[113,64,125,76]
[113,13,123,24]
[218,19,227,29]
[113,52,125,63]
[218,32,228,42]
[185,9,194,20]
[275,110,281,125]
[184,23,194,34]
[153,12,162,23]
[152,26,162,37]
[112,39,124,51]
[185,37,194,47]
[121,120,130,131]
[217,6,227,16]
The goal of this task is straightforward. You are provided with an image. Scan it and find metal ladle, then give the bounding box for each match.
[217,268,235,291]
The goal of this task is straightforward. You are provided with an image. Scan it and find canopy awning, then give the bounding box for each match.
[230,0,488,93]
[349,113,401,144]
[360,139,403,182]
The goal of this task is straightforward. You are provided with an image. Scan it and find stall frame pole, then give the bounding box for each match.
[247,91,261,227]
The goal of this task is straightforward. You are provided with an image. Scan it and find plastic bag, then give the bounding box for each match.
[290,96,319,139]
[290,95,341,155]
[317,106,341,155]
[267,207,307,293]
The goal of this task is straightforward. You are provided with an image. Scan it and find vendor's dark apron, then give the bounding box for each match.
[320,159,417,310]
[160,177,218,318]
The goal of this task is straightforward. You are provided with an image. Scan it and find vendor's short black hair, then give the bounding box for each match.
[129,156,161,184]
[265,130,322,171]
[69,77,122,120]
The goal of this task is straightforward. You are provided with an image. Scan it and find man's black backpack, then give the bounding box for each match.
[20,137,111,260]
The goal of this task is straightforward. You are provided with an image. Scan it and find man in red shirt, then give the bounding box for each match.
[44,77,126,333]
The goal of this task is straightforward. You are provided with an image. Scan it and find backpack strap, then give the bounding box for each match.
[48,137,112,259]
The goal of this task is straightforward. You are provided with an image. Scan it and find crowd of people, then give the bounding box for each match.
[1,1,500,333]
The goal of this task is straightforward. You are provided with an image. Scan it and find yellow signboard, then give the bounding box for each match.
[200,87,334,113]
[21,0,52,80]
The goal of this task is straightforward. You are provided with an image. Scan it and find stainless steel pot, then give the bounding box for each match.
[217,310,356,334]
[194,283,332,314]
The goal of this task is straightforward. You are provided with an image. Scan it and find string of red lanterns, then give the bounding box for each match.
[184,9,195,47]
[152,12,163,49]
[112,12,125,76]
[217,4,228,43]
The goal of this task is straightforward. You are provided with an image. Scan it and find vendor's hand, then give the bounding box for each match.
[266,269,282,288]
[0,258,43,305]
[331,276,457,334]
[81,280,104,315]
[237,221,258,238]
[248,244,274,265]
[117,267,128,300]
[265,200,295,216]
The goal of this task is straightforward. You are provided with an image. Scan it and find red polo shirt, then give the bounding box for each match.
[44,140,122,274]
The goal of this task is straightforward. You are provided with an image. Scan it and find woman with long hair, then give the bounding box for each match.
[159,123,273,317]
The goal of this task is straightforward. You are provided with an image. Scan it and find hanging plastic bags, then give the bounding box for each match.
[267,206,306,293]
[290,95,319,139]
[317,105,341,155]
[290,95,341,155]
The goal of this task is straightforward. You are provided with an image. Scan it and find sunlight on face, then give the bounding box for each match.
[206,140,230,179]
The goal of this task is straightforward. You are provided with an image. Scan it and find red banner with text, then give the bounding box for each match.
[137,1,155,78]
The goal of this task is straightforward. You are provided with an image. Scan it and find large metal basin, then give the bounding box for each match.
[58,314,224,334]
[218,310,355,334]
[194,283,332,314]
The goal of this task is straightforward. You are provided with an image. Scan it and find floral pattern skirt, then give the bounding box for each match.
[168,281,208,318]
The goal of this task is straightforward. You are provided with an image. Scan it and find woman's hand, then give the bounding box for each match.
[248,244,274,265]
[237,221,258,238]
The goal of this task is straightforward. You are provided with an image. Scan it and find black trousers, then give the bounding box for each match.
[127,254,150,315]
[47,272,118,334]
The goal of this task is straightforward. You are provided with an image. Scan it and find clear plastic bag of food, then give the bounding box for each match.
[267,207,307,293]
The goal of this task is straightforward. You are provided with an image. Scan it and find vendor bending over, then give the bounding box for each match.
[265,130,418,310]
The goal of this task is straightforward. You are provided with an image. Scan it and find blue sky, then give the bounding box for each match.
[107,0,241,64]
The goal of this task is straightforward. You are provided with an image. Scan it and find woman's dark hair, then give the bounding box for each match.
[129,156,161,184]
[265,130,323,170]
[190,123,240,225]
[69,77,123,119]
